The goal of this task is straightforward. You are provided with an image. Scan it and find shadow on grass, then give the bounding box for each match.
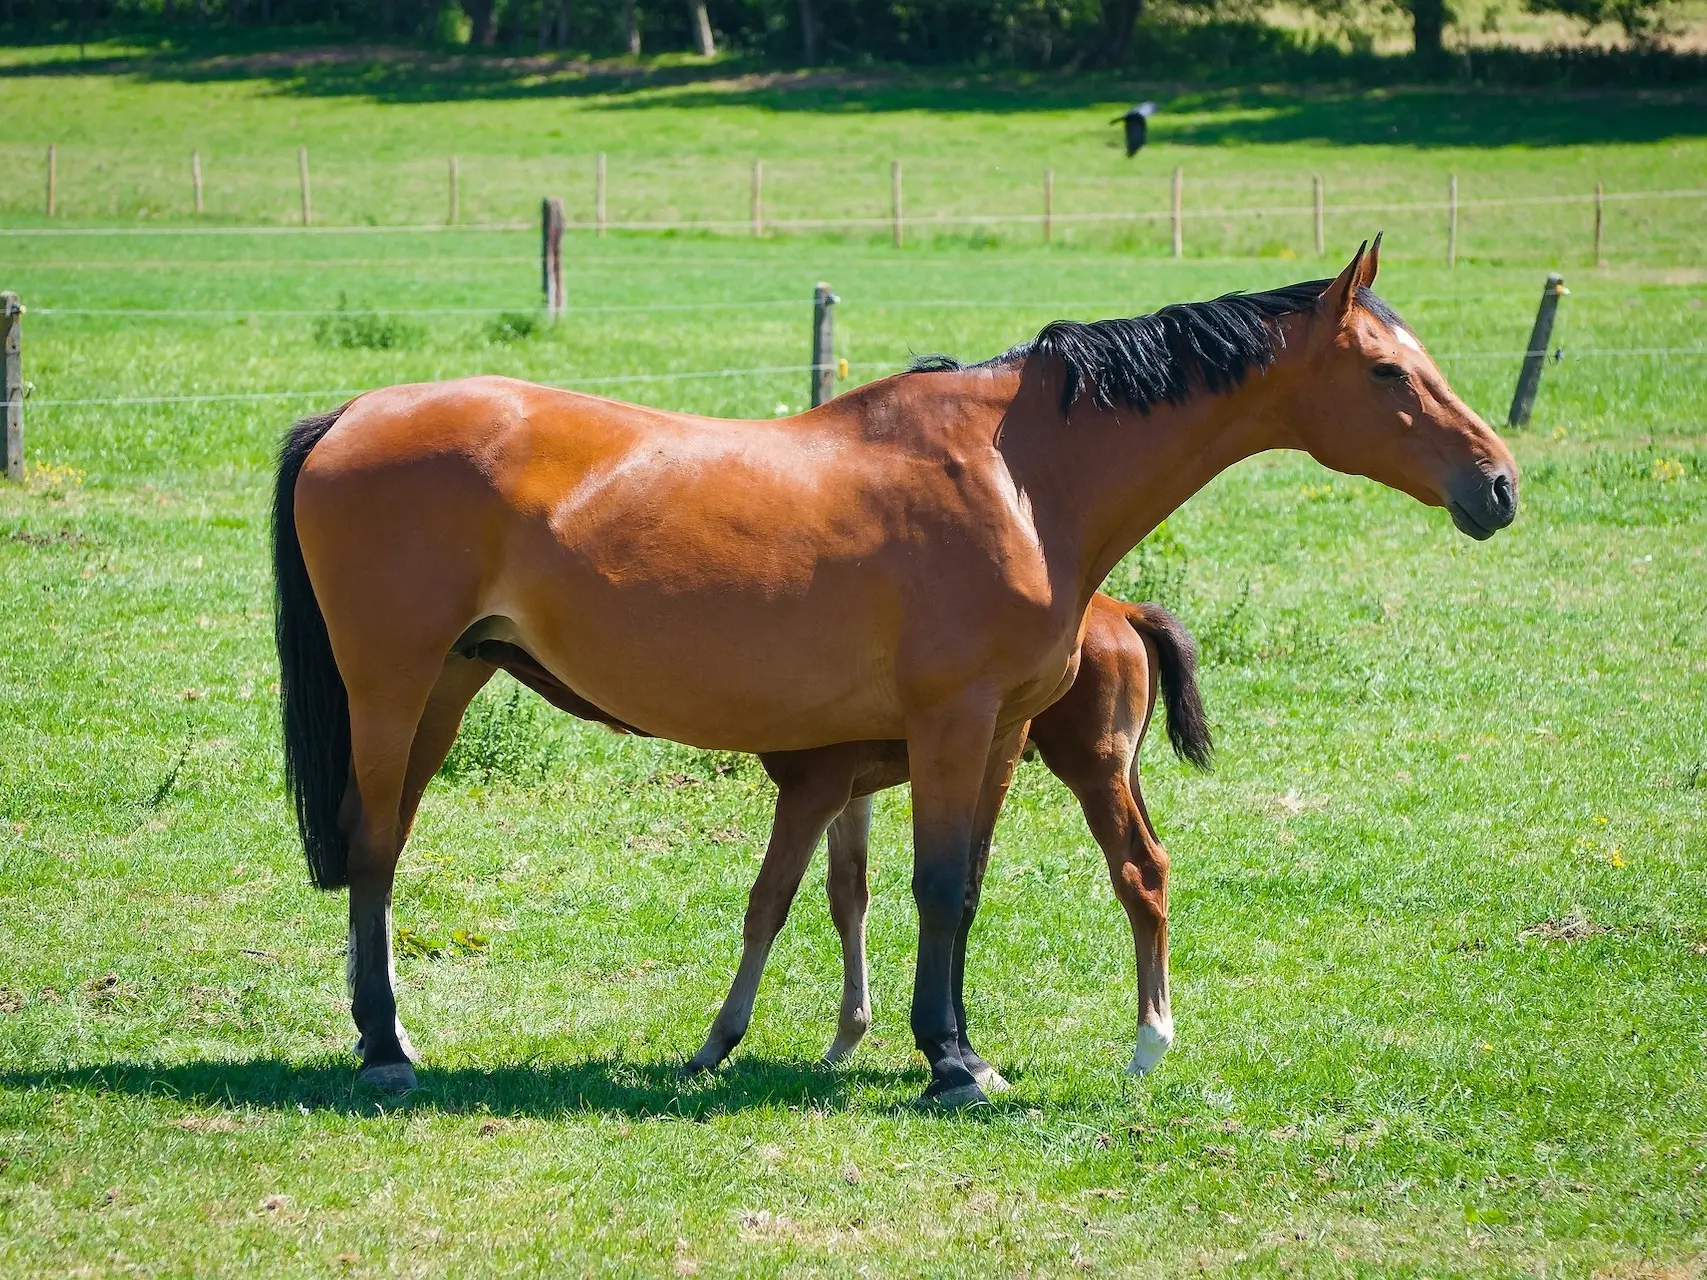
[0,1054,932,1119]
[2,32,1706,147]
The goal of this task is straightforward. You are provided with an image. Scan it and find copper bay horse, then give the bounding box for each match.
[273,238,1517,1103]
[474,593,1208,1089]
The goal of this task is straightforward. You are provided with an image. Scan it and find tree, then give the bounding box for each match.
[461,0,497,44]
[1097,0,1142,63]
[1402,0,1447,63]
[1523,0,1674,38]
[798,0,821,62]
[687,0,714,53]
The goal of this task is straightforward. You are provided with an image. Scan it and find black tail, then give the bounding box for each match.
[273,404,354,890]
[1125,603,1213,771]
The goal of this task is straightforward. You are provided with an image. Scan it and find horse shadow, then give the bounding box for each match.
[0,1054,936,1120]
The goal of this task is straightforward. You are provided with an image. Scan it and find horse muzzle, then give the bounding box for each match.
[1446,464,1518,541]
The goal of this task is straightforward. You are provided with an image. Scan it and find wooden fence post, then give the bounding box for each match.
[811,282,837,408]
[298,146,312,226]
[192,150,204,215]
[1593,182,1605,266]
[46,144,56,218]
[1312,174,1324,256]
[1507,273,1567,428]
[448,156,459,226]
[596,152,607,238]
[1447,174,1458,268]
[1171,166,1183,259]
[891,160,903,248]
[1043,167,1054,244]
[542,197,566,317]
[3,292,21,483]
[751,159,763,237]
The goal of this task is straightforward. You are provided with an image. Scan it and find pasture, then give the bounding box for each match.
[1,44,1706,1276]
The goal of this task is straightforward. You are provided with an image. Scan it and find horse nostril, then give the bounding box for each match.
[1490,472,1515,520]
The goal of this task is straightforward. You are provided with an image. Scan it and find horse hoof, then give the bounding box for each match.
[972,1065,1011,1094]
[358,1061,418,1094]
[1127,1021,1174,1075]
[920,1081,989,1110]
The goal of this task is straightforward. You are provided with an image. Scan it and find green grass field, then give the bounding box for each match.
[1,44,1706,1277]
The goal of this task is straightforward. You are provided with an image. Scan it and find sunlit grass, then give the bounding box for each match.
[0,59,1705,1278]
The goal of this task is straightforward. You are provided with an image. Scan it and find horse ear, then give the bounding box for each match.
[1360,231,1383,288]
[1318,239,1368,323]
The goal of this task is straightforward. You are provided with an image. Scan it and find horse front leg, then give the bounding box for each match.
[687,752,854,1073]
[950,719,1028,1094]
[906,698,1014,1107]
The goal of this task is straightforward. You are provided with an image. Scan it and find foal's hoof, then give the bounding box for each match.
[972,1064,1012,1094]
[357,1061,418,1095]
[1127,1020,1175,1076]
[920,1081,989,1110]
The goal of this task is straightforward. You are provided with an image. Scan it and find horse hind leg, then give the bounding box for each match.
[824,794,875,1063]
[1077,768,1172,1075]
[341,656,476,1093]
[399,653,497,838]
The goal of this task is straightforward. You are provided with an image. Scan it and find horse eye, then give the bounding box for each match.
[1372,362,1408,383]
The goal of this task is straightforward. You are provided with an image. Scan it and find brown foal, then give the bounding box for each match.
[475,593,1207,1087]
[274,238,1517,1101]
[682,594,1210,1084]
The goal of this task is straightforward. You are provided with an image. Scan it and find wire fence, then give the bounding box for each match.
[18,361,905,409]
[22,292,1707,319]
[17,347,1707,410]
[6,185,1707,239]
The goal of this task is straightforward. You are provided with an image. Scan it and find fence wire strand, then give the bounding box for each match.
[3,186,1705,239]
[19,349,1707,410]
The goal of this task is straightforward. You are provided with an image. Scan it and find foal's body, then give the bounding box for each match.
[478,594,1208,1083]
[684,594,1209,1081]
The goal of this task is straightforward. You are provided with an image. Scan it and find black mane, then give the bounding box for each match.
[909,282,1403,414]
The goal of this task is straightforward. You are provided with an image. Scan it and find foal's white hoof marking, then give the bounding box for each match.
[1127,1020,1175,1075]
[972,1065,1012,1094]
[358,1061,418,1094]
[824,1031,865,1064]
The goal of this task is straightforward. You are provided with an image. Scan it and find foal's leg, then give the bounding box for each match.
[823,794,875,1063]
[905,700,1018,1106]
[949,720,1027,1094]
[1077,768,1172,1074]
[687,757,855,1073]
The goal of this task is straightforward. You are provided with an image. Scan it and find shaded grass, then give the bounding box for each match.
[3,41,1707,264]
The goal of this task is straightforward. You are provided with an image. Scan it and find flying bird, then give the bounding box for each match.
[1112,102,1157,158]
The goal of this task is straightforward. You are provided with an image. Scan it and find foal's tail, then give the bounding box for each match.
[272,403,355,891]
[1125,603,1213,771]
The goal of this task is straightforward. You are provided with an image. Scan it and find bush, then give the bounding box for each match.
[312,295,423,350]
[485,311,540,344]
[438,681,563,783]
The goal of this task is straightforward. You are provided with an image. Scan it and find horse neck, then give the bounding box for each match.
[1005,364,1299,603]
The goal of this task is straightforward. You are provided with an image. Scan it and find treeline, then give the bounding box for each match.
[0,0,1681,70]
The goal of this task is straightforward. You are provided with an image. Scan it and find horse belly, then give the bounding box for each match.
[495,528,904,753]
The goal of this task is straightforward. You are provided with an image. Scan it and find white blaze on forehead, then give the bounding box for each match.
[1393,327,1425,355]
